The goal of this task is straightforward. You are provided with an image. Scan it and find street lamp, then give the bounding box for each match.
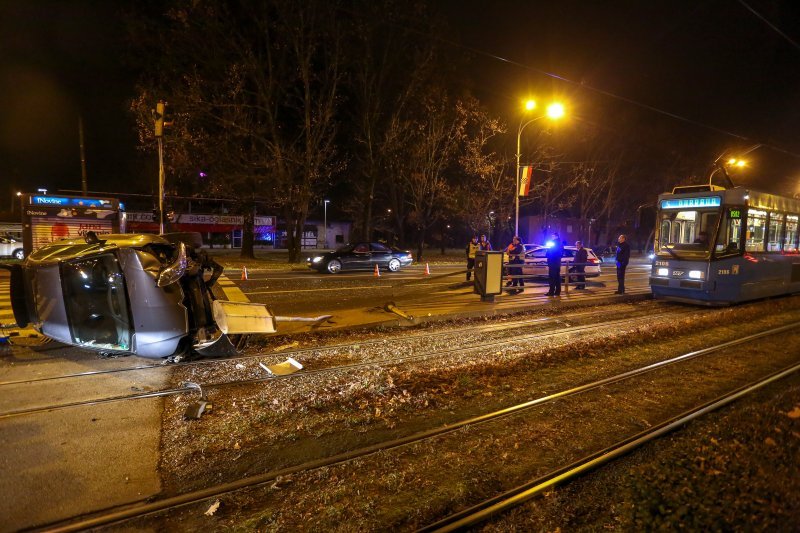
[323,199,330,249]
[515,101,565,236]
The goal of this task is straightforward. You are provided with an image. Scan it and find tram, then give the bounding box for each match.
[649,184,800,305]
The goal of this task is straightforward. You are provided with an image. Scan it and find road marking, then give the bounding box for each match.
[216,275,250,302]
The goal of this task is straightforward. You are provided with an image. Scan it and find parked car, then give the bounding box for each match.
[308,242,413,274]
[1,232,276,359]
[521,244,602,279]
[0,236,24,260]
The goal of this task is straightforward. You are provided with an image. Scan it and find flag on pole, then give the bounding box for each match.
[518,166,533,196]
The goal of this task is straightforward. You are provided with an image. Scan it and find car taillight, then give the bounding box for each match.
[588,258,599,263]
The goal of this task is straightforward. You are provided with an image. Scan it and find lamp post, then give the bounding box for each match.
[323,199,330,249]
[515,101,565,237]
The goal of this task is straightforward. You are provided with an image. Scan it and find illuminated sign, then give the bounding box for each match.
[31,196,113,208]
[728,208,742,219]
[660,197,721,209]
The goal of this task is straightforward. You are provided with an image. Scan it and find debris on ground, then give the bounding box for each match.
[259,358,303,376]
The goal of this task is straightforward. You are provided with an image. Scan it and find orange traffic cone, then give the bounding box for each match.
[241,266,248,280]
[424,263,430,275]
[374,264,381,277]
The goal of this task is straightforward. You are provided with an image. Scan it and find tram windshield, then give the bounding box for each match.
[657,207,720,259]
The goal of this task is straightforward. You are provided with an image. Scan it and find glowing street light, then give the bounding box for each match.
[515,101,566,236]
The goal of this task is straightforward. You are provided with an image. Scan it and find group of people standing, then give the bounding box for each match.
[465,232,631,295]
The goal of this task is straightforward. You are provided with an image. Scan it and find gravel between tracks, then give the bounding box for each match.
[148,296,800,530]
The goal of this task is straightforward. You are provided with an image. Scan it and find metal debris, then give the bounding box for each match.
[204,499,221,516]
[259,357,303,376]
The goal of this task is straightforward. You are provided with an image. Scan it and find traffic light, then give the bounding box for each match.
[154,101,166,137]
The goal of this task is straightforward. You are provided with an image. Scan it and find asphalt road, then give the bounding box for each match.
[229,260,654,316]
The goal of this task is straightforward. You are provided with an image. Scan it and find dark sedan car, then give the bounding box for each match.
[307,242,413,273]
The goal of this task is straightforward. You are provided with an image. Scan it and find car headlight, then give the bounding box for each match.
[688,270,704,279]
[312,256,323,263]
[657,267,669,276]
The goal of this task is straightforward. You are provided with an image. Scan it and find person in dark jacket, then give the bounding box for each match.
[506,236,525,293]
[545,233,563,296]
[478,234,492,251]
[615,234,631,294]
[572,240,588,290]
[465,235,479,281]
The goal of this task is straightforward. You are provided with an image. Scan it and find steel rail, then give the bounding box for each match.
[37,320,800,533]
[0,311,678,419]
[422,359,800,532]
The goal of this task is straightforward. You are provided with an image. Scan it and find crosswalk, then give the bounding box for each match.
[0,280,41,341]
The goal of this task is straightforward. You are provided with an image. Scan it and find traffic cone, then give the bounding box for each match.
[374,264,381,277]
[241,266,248,280]
[424,263,430,276]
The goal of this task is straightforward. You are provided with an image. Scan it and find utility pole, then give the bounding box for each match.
[154,101,166,234]
[79,116,88,195]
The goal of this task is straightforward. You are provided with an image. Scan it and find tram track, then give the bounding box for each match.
[0,303,658,388]
[0,308,686,419]
[38,320,800,532]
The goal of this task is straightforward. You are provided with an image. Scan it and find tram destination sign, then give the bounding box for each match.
[660,196,721,209]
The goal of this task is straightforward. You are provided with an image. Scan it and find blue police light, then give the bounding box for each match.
[545,240,555,248]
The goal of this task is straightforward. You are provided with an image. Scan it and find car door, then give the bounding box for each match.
[369,242,392,268]
[345,243,371,270]
[523,247,548,277]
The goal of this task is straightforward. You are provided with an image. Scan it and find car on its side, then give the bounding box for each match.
[308,242,413,274]
[521,244,602,279]
[2,232,276,359]
[0,236,24,260]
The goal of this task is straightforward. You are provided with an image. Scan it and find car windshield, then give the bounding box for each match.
[657,207,719,259]
[61,253,132,351]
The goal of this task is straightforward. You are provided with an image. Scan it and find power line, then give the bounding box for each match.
[364,7,800,160]
[738,0,800,53]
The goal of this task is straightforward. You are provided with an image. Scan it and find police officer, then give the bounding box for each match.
[573,240,588,290]
[545,233,563,296]
[465,235,479,281]
[615,234,631,294]
[507,236,525,293]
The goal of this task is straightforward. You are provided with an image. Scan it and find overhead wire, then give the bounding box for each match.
[347,5,800,160]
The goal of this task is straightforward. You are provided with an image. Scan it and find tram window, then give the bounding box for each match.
[716,209,742,256]
[767,213,784,252]
[786,215,799,253]
[745,209,767,252]
[657,208,717,257]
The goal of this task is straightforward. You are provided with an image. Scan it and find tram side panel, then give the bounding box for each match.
[652,255,800,305]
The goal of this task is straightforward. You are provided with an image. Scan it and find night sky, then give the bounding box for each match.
[2,0,800,204]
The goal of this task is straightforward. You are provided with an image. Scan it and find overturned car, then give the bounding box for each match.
[3,232,275,359]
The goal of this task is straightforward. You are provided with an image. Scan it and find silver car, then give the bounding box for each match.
[0,236,24,260]
[3,232,275,359]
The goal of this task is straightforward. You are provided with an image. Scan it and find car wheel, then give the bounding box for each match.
[326,259,342,274]
[12,249,24,260]
[387,258,401,272]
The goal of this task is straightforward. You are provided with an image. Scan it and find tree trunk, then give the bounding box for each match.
[240,209,255,259]
[416,227,426,262]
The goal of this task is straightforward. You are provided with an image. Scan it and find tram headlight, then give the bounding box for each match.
[688,270,704,279]
[657,267,669,276]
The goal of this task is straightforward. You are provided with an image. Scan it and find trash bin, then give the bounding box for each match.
[474,250,503,302]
